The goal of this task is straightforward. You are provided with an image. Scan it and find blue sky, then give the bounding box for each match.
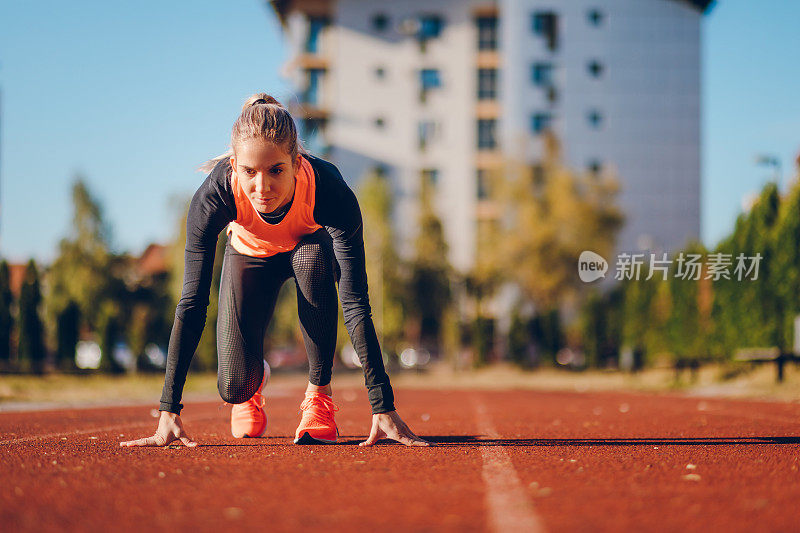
[702,0,800,243]
[0,0,798,263]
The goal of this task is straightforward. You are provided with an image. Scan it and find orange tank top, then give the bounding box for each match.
[226,155,322,257]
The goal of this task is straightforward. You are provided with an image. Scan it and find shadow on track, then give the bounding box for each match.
[178,436,800,447]
[404,435,800,447]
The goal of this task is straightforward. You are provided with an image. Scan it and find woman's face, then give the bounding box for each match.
[230,138,299,214]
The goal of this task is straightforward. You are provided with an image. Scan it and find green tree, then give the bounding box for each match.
[55,301,80,370]
[407,172,452,351]
[45,178,118,337]
[97,300,124,373]
[665,241,710,363]
[530,308,563,363]
[772,174,800,351]
[471,315,494,367]
[708,228,741,357]
[580,284,624,368]
[477,133,622,364]
[18,260,46,373]
[125,249,174,371]
[621,272,659,361]
[744,183,781,347]
[709,182,782,357]
[357,166,406,354]
[507,307,530,366]
[0,260,13,365]
[494,134,623,312]
[466,216,503,365]
[167,198,228,370]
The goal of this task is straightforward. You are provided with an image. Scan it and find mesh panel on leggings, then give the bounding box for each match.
[291,239,338,387]
[216,254,265,404]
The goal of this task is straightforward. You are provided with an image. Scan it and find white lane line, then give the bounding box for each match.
[474,399,545,533]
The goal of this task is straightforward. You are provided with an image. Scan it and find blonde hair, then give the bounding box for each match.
[199,93,306,173]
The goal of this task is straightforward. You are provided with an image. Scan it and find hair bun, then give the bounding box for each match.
[243,93,282,111]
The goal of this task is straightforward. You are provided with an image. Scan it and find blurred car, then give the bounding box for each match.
[339,343,392,369]
[398,347,431,369]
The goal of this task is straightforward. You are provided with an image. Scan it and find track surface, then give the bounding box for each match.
[1,387,799,532]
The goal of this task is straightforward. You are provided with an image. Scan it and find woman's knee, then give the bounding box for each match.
[218,365,263,404]
[292,238,335,278]
[218,380,248,404]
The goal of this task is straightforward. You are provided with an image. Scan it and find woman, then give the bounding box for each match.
[121,94,429,448]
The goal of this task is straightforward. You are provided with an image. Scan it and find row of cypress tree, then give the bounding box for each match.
[1,178,173,374]
[581,173,800,368]
[0,259,49,372]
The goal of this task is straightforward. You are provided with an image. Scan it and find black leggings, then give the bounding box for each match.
[216,228,340,404]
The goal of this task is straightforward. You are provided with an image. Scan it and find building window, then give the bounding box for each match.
[477,119,497,149]
[419,69,442,102]
[587,9,604,27]
[587,159,602,174]
[476,16,498,51]
[419,15,444,40]
[375,66,386,79]
[476,169,490,200]
[305,17,327,53]
[477,68,498,100]
[420,69,441,88]
[531,12,558,51]
[372,163,389,178]
[372,13,389,32]
[587,109,603,129]
[530,113,552,134]
[418,120,438,150]
[587,60,603,78]
[422,168,439,186]
[546,86,558,103]
[303,68,324,105]
[375,117,386,129]
[531,63,553,86]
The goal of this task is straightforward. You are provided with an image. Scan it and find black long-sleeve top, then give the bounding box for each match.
[159,153,395,415]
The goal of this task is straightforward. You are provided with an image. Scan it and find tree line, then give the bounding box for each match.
[5,144,791,374]
[582,173,800,370]
[0,140,628,373]
[0,179,172,373]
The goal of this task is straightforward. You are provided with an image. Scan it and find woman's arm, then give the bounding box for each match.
[310,157,395,415]
[122,161,235,448]
[309,158,430,446]
[159,160,237,414]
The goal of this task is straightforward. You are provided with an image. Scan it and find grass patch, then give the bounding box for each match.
[2,360,800,409]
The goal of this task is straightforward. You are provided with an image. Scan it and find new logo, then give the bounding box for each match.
[578,251,608,282]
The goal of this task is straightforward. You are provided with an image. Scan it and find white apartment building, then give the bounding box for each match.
[270,0,712,273]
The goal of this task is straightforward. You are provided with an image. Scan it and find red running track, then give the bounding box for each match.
[1,387,799,532]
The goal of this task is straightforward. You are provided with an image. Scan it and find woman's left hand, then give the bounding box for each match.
[359,410,431,447]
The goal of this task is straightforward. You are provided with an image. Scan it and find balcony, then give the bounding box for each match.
[271,0,332,27]
[289,102,330,121]
[475,200,500,220]
[295,54,329,70]
[475,101,500,119]
[472,5,499,18]
[475,151,503,168]
[476,51,500,69]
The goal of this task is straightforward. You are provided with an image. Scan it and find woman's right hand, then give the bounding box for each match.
[120,411,198,448]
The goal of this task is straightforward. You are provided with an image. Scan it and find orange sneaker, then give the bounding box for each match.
[230,360,270,438]
[294,392,339,444]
